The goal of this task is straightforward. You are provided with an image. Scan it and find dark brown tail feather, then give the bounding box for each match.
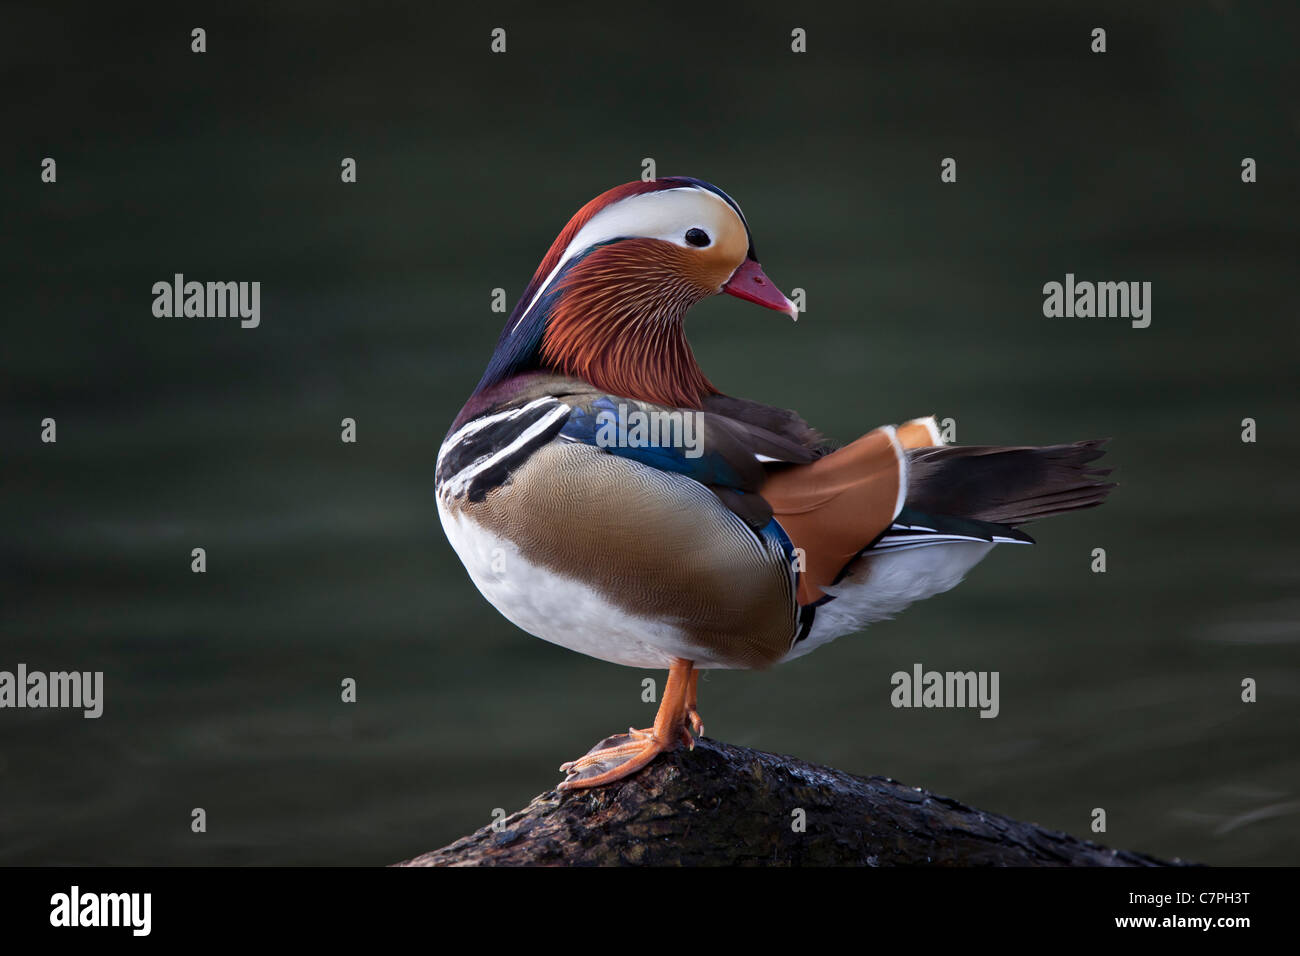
[905,439,1115,526]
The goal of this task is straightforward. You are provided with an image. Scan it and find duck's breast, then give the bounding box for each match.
[438,440,798,669]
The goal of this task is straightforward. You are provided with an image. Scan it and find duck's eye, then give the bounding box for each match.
[684,228,711,247]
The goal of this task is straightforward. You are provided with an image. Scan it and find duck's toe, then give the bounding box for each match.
[557,731,668,790]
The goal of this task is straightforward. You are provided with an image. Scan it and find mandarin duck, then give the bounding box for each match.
[436,177,1113,790]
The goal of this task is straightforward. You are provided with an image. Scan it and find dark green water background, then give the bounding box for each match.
[3,3,1297,864]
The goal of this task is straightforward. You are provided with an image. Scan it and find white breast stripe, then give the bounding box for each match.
[437,397,560,470]
[443,403,572,498]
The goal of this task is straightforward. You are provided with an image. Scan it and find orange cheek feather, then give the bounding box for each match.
[540,240,720,408]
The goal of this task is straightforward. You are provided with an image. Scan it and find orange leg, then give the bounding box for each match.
[558,658,699,791]
[685,669,703,737]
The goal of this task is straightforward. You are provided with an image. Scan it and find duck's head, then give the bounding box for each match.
[476,177,796,408]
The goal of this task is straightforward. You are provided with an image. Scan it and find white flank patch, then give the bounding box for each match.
[782,541,996,662]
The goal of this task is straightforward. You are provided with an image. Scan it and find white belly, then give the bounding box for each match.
[438,498,722,669]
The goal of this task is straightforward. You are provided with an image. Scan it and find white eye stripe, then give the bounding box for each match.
[511,188,738,333]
